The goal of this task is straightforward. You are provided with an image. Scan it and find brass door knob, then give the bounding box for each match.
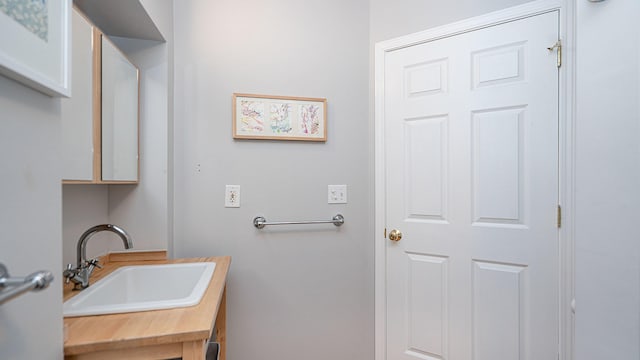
[388,229,403,241]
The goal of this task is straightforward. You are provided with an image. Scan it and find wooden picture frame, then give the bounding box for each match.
[0,0,71,97]
[233,93,327,141]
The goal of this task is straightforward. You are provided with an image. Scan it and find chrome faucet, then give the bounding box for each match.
[63,224,133,289]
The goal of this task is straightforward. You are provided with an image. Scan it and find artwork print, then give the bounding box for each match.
[233,94,327,142]
[299,104,321,135]
[0,0,48,41]
[239,100,265,133]
[270,103,293,134]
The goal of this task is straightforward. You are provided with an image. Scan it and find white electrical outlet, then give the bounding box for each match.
[328,185,347,204]
[225,185,240,207]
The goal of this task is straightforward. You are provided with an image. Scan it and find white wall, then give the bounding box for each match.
[0,76,63,359]
[574,0,640,358]
[172,0,372,359]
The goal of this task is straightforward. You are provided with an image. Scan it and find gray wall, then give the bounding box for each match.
[109,0,174,256]
[0,76,63,359]
[369,0,533,43]
[172,0,372,359]
[574,0,640,358]
[108,36,171,254]
[62,185,109,266]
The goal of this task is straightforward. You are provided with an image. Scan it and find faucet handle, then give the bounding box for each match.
[63,263,75,284]
[87,258,102,269]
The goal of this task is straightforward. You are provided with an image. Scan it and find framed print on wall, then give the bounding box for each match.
[0,0,71,97]
[233,93,327,142]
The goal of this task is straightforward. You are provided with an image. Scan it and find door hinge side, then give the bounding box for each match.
[548,40,562,68]
[557,205,562,228]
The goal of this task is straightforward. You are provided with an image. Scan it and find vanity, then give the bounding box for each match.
[63,251,230,360]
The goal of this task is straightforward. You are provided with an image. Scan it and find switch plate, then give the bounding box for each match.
[328,185,347,204]
[225,185,240,208]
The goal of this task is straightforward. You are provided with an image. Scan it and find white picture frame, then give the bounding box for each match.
[0,0,71,97]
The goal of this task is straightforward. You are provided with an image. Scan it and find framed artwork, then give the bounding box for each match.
[0,0,71,97]
[233,93,327,142]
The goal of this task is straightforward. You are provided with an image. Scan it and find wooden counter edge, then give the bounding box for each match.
[63,252,231,358]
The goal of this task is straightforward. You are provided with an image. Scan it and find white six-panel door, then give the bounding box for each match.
[384,11,560,360]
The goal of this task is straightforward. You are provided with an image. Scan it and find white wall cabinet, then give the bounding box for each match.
[62,8,139,184]
[62,9,94,181]
[101,36,139,182]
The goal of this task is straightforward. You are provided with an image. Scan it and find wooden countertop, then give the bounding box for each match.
[63,251,231,359]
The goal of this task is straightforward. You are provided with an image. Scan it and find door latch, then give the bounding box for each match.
[547,40,562,68]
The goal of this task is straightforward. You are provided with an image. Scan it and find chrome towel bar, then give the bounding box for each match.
[0,263,53,305]
[253,214,345,229]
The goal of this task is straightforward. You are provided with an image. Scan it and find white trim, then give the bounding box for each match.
[373,1,574,359]
[374,28,387,360]
[558,1,576,359]
[375,0,562,54]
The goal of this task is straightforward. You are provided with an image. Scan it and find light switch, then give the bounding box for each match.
[328,185,347,204]
[225,185,240,207]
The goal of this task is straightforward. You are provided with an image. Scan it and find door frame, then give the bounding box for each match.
[373,0,576,359]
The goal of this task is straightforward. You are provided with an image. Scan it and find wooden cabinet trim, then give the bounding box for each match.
[92,27,102,183]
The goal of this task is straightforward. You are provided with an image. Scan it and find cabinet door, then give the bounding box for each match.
[100,36,139,182]
[61,9,93,181]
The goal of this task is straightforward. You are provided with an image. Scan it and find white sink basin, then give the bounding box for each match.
[63,262,216,317]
